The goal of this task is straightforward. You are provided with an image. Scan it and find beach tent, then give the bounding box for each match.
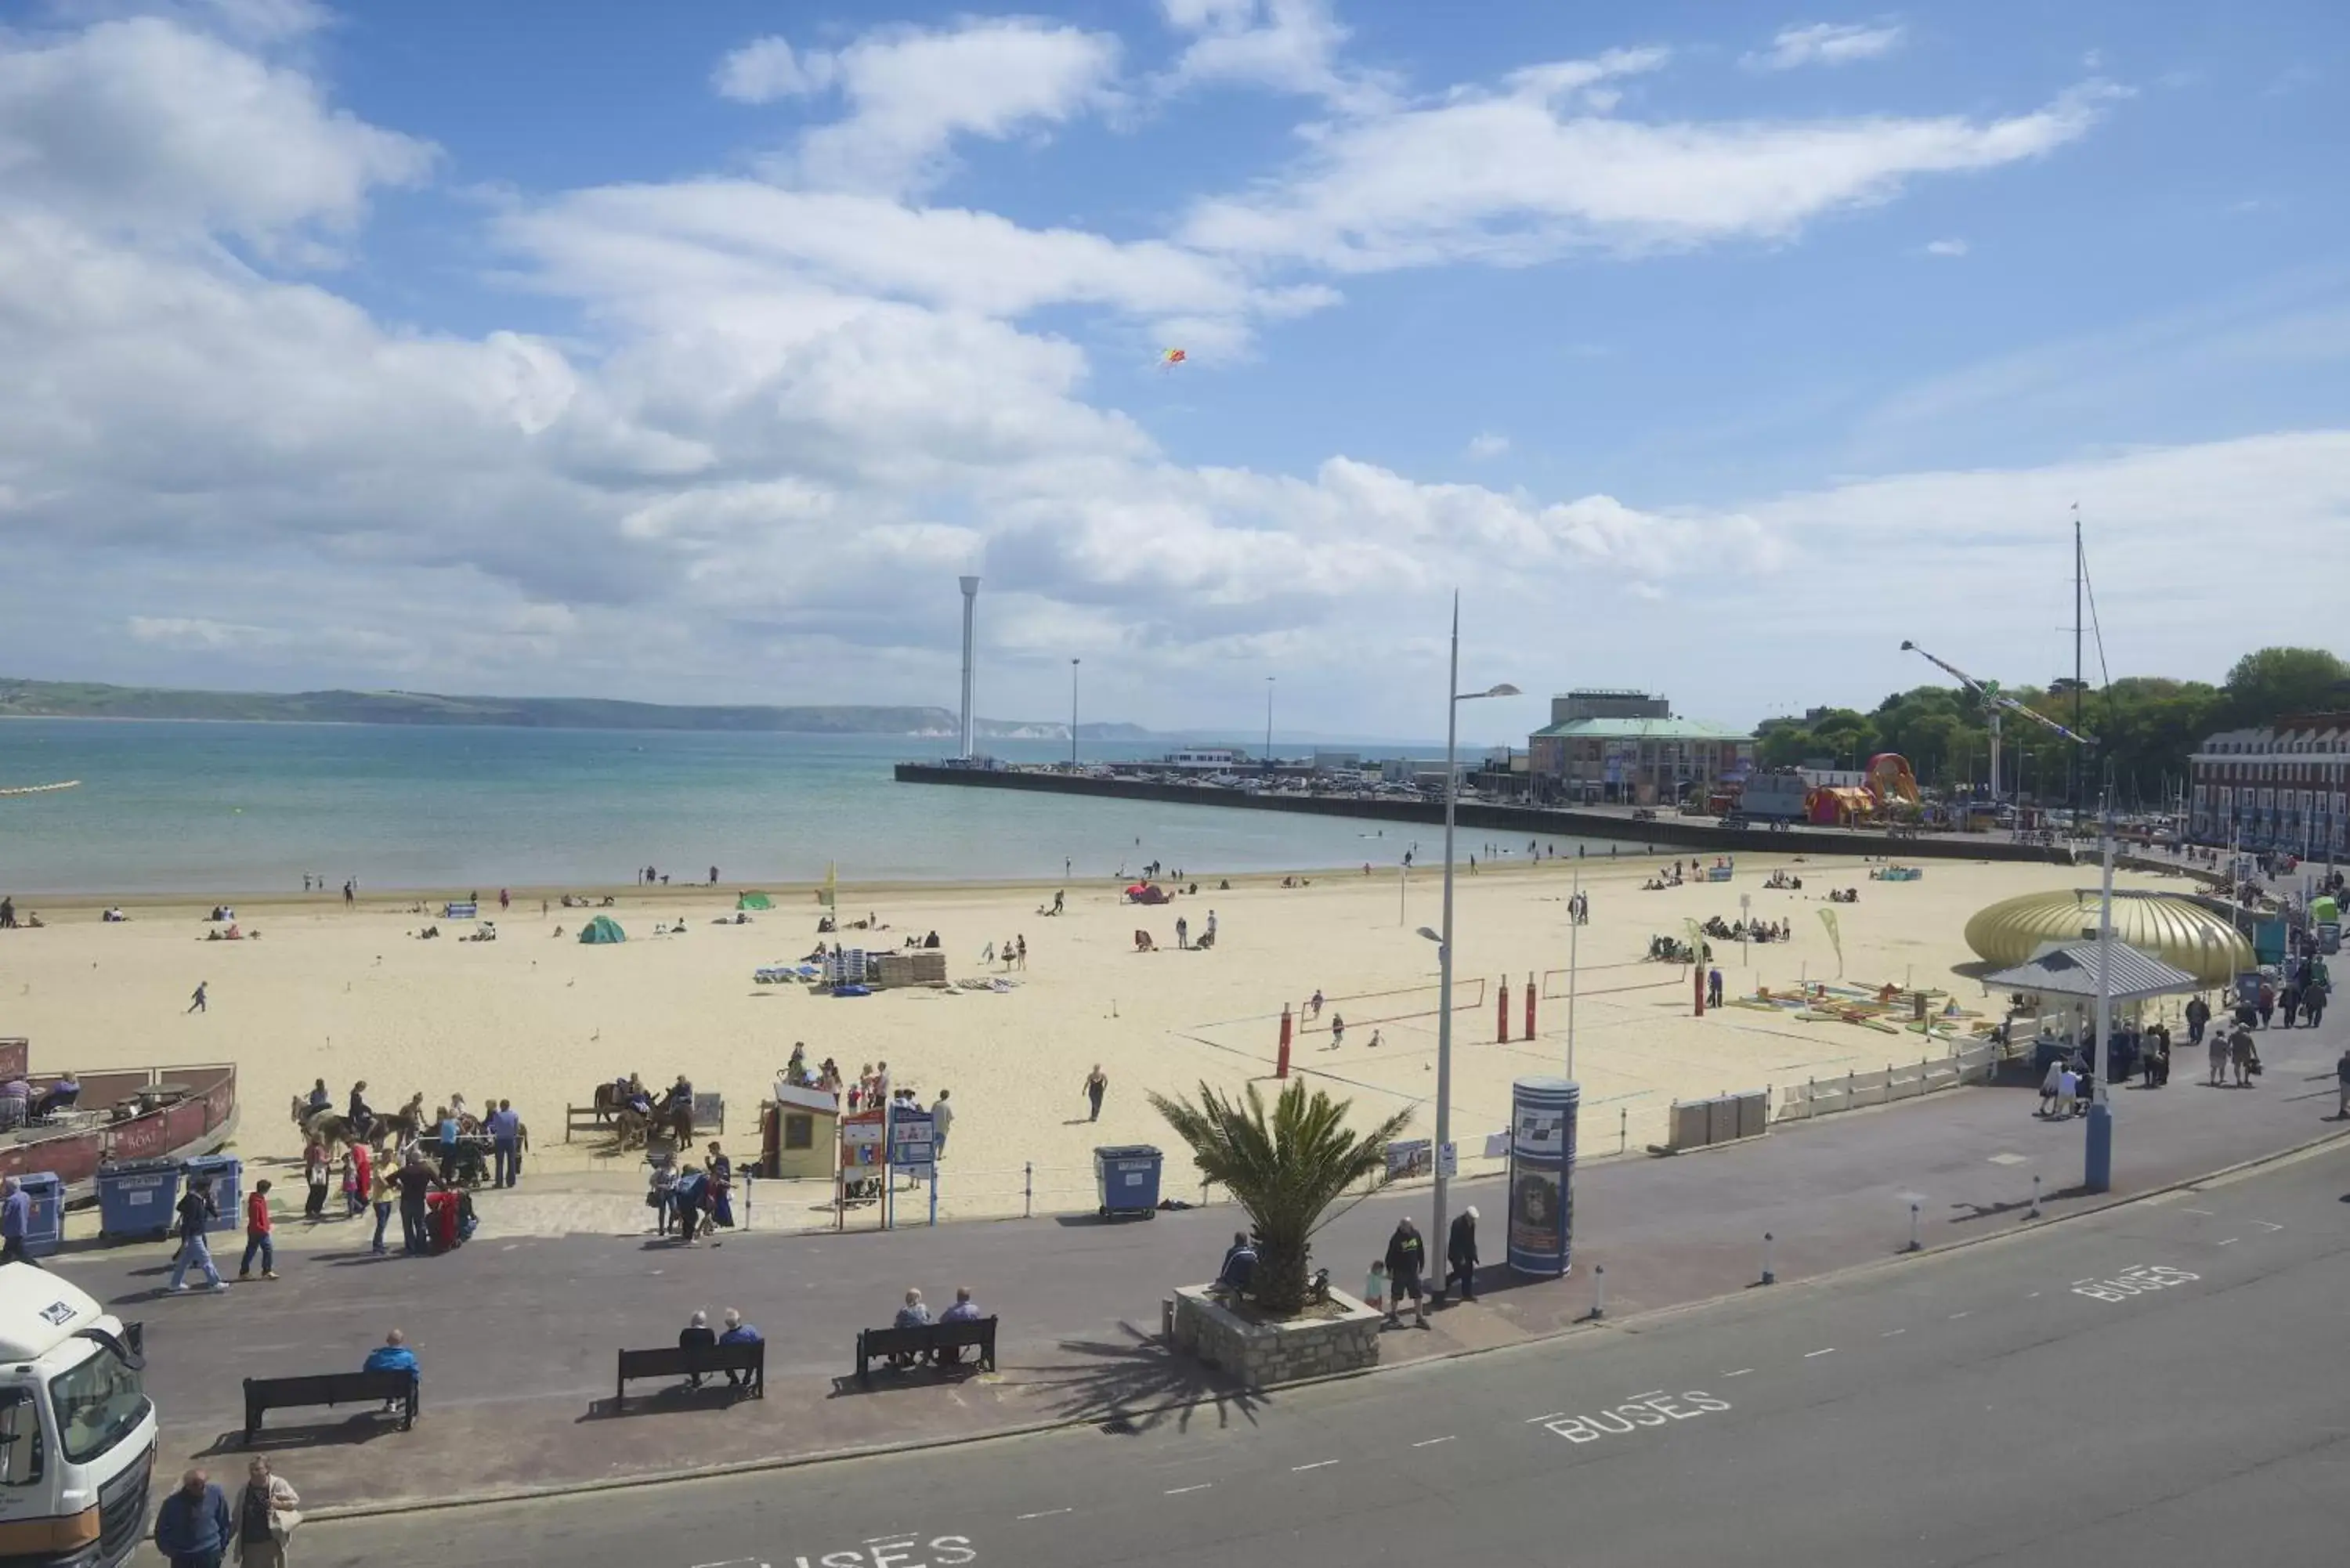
[579,915,627,945]
[736,891,772,911]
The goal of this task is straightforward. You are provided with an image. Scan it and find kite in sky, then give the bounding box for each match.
[1158,347,1187,370]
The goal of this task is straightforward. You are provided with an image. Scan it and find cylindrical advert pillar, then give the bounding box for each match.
[1507,1075,1578,1278]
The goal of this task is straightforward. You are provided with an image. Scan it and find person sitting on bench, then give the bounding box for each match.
[678,1310,718,1388]
[934,1287,984,1365]
[362,1329,419,1413]
[718,1309,763,1388]
[1215,1231,1257,1297]
[31,1071,79,1122]
[891,1288,935,1368]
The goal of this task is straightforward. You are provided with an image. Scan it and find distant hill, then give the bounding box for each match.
[0,678,1152,739]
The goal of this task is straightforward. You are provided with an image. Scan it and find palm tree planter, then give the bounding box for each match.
[1152,1078,1410,1317]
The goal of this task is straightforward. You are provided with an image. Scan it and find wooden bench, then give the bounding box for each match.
[614,1341,765,1410]
[243,1370,418,1441]
[855,1317,998,1386]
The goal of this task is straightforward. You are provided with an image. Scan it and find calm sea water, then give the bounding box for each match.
[0,720,1506,894]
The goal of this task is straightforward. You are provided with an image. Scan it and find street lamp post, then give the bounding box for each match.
[1265,677,1275,773]
[1418,592,1518,1304]
[1068,659,1080,771]
[2084,784,2117,1192]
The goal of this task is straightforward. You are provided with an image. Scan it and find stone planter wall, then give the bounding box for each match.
[1167,1284,1383,1389]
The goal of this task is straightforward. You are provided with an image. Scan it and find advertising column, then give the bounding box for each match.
[1507,1075,1578,1279]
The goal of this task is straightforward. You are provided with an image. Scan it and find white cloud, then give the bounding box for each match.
[0,16,433,254]
[711,35,823,104]
[1922,237,1968,256]
[1744,22,1907,72]
[711,19,1122,195]
[1159,0,1394,112]
[1466,432,1510,459]
[1179,69,2113,270]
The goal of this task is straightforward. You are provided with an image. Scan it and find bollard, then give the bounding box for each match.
[1277,1004,1294,1079]
[743,1173,753,1231]
[1024,1161,1034,1219]
[1618,1106,1627,1155]
[1760,1231,1777,1286]
[2028,1173,2042,1219]
[1591,1263,1607,1321]
[1499,976,1512,1043]
[1525,971,1537,1040]
[1904,1201,1922,1254]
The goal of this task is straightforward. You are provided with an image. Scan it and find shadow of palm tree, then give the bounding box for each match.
[1014,1320,1264,1436]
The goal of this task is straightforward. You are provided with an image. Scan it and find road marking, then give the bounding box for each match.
[2071,1264,2201,1302]
[1948,1311,1970,1320]
[1881,1328,1905,1337]
[1165,1483,1213,1495]
[1804,1348,1835,1359]
[1535,1391,1734,1443]
[1412,1436,1457,1447]
[2253,1221,2284,1232]
[1723,1369,1753,1378]
[2217,1237,2237,1246]
[1016,1508,1073,1520]
[1292,1460,1339,1472]
[2026,1292,2041,1299]
[2181,1207,2214,1216]
[1526,1412,1567,1424]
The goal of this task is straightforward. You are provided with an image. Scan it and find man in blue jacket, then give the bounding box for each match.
[153,1467,232,1568]
[363,1328,420,1414]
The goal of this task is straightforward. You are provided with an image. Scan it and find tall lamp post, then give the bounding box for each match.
[1415,593,1518,1302]
[2084,782,2117,1192]
[1265,677,1276,772]
[1068,658,1080,771]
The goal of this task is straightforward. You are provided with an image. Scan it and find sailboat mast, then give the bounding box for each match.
[2072,512,2084,836]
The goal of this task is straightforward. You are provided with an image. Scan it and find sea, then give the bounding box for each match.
[0,720,1534,895]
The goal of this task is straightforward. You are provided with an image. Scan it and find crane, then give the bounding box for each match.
[1900,641,2093,808]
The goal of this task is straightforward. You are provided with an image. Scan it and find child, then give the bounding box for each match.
[1363,1259,1389,1317]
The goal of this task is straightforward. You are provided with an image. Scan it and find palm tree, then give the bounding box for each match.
[1150,1078,1412,1314]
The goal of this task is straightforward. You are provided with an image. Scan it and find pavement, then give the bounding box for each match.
[72,1014,2350,1523]
[288,1121,2350,1567]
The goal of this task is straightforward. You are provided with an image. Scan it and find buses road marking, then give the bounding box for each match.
[2072,1264,2200,1302]
[1533,1389,1733,1444]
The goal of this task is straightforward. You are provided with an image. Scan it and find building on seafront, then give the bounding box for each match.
[1526,690,1755,807]
[2189,714,2350,853]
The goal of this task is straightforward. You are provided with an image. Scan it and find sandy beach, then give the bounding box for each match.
[0,850,2201,1229]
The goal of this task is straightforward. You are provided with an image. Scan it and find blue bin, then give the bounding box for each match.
[179,1154,242,1234]
[1093,1144,1162,1220]
[95,1159,181,1241]
[15,1172,63,1259]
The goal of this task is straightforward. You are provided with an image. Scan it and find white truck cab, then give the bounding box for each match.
[0,1265,155,1566]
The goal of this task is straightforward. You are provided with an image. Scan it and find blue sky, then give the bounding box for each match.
[0,0,2344,741]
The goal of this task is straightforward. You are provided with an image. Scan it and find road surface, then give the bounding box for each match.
[284,1142,2350,1567]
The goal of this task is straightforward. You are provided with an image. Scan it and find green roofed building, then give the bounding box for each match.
[1528,691,1755,807]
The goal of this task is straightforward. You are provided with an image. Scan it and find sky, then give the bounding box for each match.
[1,0,2345,743]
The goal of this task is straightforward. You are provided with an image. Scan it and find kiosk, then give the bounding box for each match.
[1507,1076,1578,1279]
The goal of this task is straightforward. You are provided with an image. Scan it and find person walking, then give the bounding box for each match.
[930,1090,954,1159]
[367,1158,396,1255]
[187,981,208,1015]
[1083,1065,1108,1122]
[2257,978,2276,1028]
[2336,1047,2350,1121]
[2307,978,2329,1030]
[0,1176,34,1268]
[1445,1205,1480,1303]
[2185,993,2209,1049]
[154,1468,233,1568]
[1707,966,1725,1008]
[237,1180,277,1281]
[390,1151,441,1255]
[168,1178,226,1292]
[1176,916,1189,950]
[2037,1057,2063,1117]
[2230,1026,2256,1087]
[230,1456,298,1566]
[2207,1022,2229,1086]
[301,1137,329,1221]
[1383,1216,1428,1328]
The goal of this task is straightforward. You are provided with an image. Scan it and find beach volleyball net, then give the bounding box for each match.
[1307,975,1486,1028]
[1542,961,1686,1001]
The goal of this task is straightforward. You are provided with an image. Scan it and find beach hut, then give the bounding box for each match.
[736,891,772,911]
[578,915,627,945]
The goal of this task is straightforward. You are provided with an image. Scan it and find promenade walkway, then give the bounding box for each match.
[52,1017,2348,1515]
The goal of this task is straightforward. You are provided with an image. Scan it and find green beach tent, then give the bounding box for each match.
[579,915,627,945]
[736,891,772,911]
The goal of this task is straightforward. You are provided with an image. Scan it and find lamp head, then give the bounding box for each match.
[1415,927,1444,945]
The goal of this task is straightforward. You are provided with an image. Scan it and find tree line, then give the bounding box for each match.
[1754,646,2350,810]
